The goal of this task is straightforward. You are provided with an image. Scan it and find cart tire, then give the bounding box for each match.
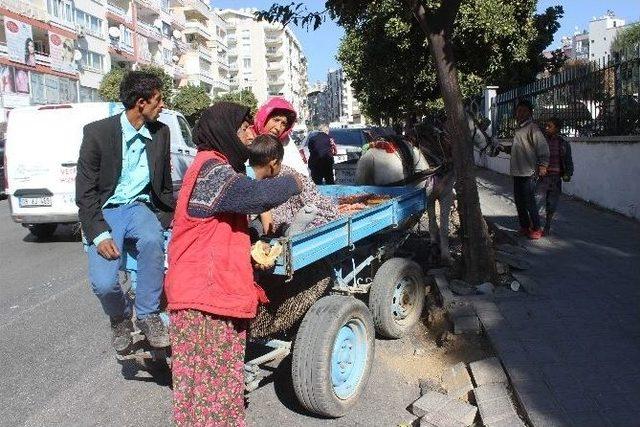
[291,295,374,418]
[28,223,57,240]
[369,257,425,339]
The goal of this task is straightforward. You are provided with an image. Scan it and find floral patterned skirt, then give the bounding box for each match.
[169,309,247,427]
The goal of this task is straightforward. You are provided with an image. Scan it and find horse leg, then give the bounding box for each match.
[427,195,439,245]
[439,191,454,264]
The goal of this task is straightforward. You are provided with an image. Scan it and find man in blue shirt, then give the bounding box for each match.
[76,72,175,353]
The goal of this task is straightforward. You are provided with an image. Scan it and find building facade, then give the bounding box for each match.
[306,81,329,128]
[0,0,235,111]
[218,8,308,122]
[326,67,363,125]
[588,12,626,61]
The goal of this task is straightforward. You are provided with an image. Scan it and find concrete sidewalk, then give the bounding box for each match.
[473,168,640,427]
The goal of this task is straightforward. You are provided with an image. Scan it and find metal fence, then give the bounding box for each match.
[493,46,640,138]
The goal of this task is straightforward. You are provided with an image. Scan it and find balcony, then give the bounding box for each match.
[266,62,283,72]
[213,79,230,92]
[1,0,48,21]
[190,71,215,86]
[183,0,209,20]
[174,38,189,53]
[184,20,212,41]
[134,0,161,15]
[217,59,229,71]
[228,62,238,72]
[139,48,153,63]
[264,35,283,46]
[268,78,285,87]
[171,11,186,29]
[265,48,282,59]
[107,2,132,24]
[109,39,135,61]
[191,43,212,61]
[137,20,162,41]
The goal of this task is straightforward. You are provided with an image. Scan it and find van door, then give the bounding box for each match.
[159,112,194,196]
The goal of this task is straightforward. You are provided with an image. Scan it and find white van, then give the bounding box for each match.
[5,102,196,239]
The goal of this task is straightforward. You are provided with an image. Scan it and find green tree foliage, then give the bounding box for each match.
[213,89,259,114]
[612,22,640,55]
[173,84,212,125]
[335,1,563,122]
[98,65,174,107]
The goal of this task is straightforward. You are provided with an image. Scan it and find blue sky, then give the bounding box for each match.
[213,1,639,83]
[536,0,639,48]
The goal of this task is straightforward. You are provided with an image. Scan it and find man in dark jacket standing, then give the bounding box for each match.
[307,127,335,185]
[76,71,175,353]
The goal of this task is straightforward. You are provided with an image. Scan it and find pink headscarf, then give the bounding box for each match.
[252,97,297,142]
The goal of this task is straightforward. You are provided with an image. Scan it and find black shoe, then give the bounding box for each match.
[110,316,133,354]
[136,314,170,348]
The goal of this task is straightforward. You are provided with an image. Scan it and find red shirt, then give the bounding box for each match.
[546,134,562,175]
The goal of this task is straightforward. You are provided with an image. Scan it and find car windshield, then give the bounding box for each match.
[329,129,364,147]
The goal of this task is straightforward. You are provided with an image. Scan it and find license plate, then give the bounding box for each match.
[334,155,348,164]
[19,196,52,207]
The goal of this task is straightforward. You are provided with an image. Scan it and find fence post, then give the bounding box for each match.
[483,85,499,137]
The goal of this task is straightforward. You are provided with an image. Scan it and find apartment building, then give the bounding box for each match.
[588,12,626,61]
[0,0,217,110]
[218,8,308,122]
[307,81,329,128]
[326,67,363,125]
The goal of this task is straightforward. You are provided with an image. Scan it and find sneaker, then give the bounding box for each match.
[110,316,133,354]
[136,314,170,348]
[518,227,530,236]
[528,228,543,240]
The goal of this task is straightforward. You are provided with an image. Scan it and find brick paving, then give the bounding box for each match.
[473,168,640,427]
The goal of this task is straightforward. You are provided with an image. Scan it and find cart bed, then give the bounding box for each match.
[272,185,425,276]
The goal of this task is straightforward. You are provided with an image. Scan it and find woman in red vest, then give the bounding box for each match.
[165,102,301,426]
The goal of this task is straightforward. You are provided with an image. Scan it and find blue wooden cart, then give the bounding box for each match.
[93,184,428,418]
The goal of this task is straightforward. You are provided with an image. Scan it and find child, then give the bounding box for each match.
[247,134,339,237]
[536,117,574,236]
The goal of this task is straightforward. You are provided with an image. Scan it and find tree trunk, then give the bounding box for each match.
[407,0,496,283]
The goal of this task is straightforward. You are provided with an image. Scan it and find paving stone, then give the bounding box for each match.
[527,410,572,427]
[419,378,446,396]
[419,412,465,427]
[410,390,477,426]
[474,384,518,425]
[485,415,526,427]
[469,357,507,386]
[442,362,474,401]
[453,315,481,335]
[410,391,450,417]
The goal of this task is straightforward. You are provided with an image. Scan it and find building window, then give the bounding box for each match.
[80,86,100,102]
[75,10,103,37]
[47,0,75,26]
[79,49,103,72]
[243,58,251,68]
[162,22,171,38]
[241,29,250,40]
[122,27,133,48]
[163,48,172,64]
[161,0,170,13]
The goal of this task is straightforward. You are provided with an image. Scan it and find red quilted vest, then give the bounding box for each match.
[164,150,267,318]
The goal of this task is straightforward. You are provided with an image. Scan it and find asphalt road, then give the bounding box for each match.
[0,199,422,427]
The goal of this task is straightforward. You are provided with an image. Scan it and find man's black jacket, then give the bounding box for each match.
[76,114,175,243]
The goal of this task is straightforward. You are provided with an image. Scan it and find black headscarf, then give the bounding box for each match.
[193,102,251,172]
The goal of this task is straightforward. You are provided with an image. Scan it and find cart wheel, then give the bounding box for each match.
[369,257,425,339]
[28,223,57,240]
[291,295,374,418]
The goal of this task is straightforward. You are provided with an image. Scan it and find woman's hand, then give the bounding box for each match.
[260,211,274,235]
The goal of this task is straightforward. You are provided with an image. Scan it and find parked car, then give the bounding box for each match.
[4,102,196,239]
[299,127,395,165]
[1,133,5,199]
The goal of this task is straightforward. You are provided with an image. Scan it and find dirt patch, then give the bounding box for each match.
[376,294,494,386]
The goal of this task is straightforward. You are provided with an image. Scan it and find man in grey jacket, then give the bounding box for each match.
[499,99,550,240]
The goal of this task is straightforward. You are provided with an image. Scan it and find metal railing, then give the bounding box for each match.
[494,47,640,138]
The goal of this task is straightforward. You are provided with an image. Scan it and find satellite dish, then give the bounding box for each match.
[172,55,179,63]
[73,49,82,61]
[172,29,182,39]
[153,19,162,29]
[108,26,121,38]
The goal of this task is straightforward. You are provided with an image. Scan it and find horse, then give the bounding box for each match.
[355,114,497,264]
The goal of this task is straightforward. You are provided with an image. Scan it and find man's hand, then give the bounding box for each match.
[538,165,548,177]
[97,238,120,260]
[260,211,274,235]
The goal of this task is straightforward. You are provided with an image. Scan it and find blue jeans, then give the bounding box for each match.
[87,203,164,319]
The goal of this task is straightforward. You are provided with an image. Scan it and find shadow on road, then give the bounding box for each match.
[21,224,83,243]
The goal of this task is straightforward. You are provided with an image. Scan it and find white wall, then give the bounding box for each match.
[475,137,640,220]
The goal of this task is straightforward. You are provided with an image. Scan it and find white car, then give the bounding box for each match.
[5,102,195,239]
[298,127,395,165]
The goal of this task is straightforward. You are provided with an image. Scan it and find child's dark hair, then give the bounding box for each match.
[247,134,284,166]
[515,98,534,112]
[120,71,163,109]
[548,117,562,129]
